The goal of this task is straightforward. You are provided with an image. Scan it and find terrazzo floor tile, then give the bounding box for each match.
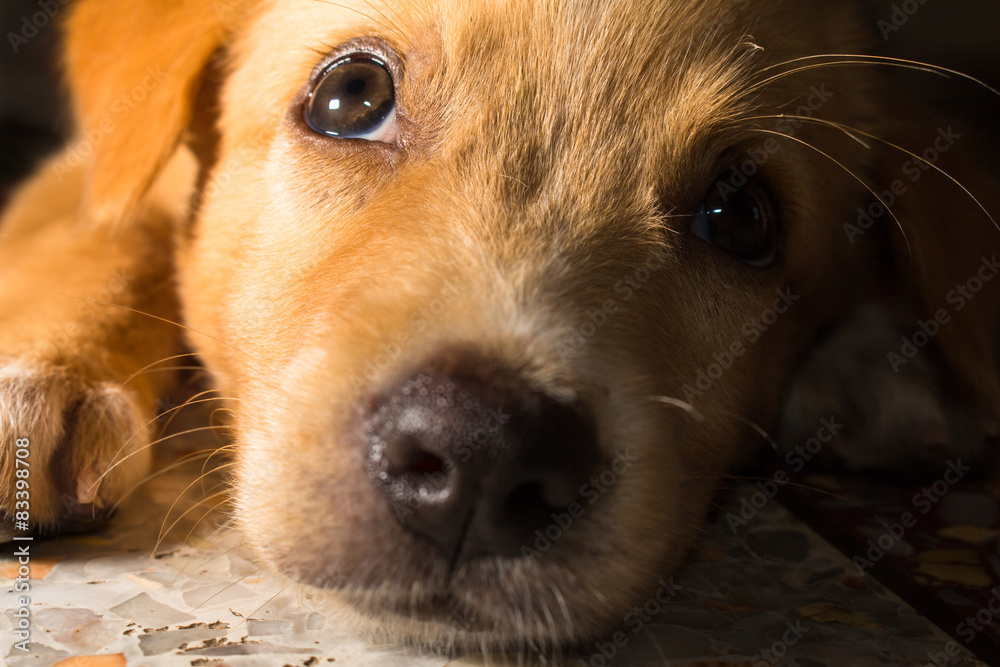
[3,431,988,666]
[774,466,1000,665]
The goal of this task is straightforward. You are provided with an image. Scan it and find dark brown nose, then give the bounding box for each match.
[361,361,601,564]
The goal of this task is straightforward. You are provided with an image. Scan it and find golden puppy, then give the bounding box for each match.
[1,0,997,651]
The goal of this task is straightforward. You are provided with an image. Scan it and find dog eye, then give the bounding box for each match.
[305,55,397,143]
[690,178,778,267]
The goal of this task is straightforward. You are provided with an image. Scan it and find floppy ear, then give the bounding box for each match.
[64,0,248,224]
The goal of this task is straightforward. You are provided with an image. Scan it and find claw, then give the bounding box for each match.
[76,465,101,506]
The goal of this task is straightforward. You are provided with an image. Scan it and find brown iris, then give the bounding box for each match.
[305,56,395,139]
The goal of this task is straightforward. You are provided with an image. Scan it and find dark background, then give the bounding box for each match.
[1,0,998,200]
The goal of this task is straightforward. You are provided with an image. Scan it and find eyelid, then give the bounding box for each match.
[308,37,403,91]
[358,106,398,143]
[313,52,389,82]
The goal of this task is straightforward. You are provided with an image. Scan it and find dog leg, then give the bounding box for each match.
[0,155,185,539]
[778,304,995,478]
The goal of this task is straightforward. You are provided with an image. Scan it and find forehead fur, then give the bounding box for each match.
[227,0,868,215]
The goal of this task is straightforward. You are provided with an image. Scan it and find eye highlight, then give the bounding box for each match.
[305,54,398,143]
[690,177,779,267]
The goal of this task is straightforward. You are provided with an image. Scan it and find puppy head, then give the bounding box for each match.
[69,0,886,649]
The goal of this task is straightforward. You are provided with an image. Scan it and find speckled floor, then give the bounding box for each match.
[3,418,994,667]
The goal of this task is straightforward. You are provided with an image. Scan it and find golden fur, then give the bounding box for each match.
[1,0,997,651]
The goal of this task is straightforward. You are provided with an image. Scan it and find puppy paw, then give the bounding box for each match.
[778,306,995,479]
[0,360,152,541]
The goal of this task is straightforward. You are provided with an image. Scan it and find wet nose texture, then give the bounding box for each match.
[362,364,601,565]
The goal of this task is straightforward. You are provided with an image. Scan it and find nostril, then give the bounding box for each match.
[503,481,545,516]
[390,448,453,498]
[369,430,456,504]
[362,361,605,562]
[383,433,448,475]
[503,474,583,516]
[536,474,589,509]
[404,451,447,476]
